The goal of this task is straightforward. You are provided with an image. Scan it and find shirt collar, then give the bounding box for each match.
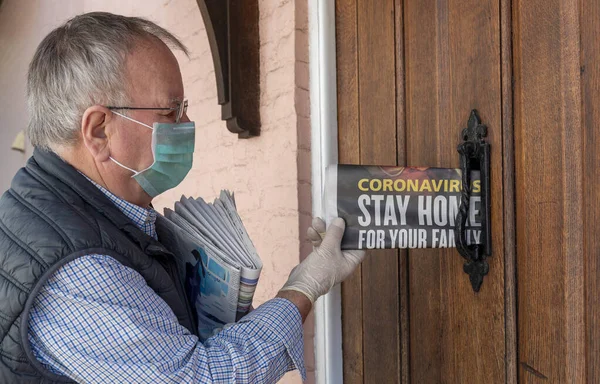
[81,174,158,239]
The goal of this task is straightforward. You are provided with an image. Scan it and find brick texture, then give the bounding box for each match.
[0,1,312,382]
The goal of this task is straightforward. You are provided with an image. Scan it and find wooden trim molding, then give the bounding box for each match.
[197,0,261,138]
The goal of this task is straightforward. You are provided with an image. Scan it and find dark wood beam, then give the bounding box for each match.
[197,0,261,138]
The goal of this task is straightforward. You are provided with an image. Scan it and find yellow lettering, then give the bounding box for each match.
[420,179,432,192]
[449,179,460,193]
[407,179,418,192]
[383,179,393,192]
[358,179,369,191]
[394,179,406,192]
[472,180,480,193]
[370,179,382,192]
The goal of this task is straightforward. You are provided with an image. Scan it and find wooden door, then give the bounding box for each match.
[336,0,600,382]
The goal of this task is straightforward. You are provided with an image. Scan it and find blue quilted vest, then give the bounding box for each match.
[0,149,197,383]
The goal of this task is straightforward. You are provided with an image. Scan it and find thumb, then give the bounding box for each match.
[322,217,346,249]
[345,249,366,265]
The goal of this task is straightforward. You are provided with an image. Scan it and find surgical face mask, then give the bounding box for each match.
[110,112,195,197]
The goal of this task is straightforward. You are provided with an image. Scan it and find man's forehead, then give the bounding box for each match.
[127,86,183,106]
[124,58,184,106]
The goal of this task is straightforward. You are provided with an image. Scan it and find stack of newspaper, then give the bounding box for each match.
[156,191,262,340]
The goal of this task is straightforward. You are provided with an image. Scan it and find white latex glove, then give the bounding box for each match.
[280,217,366,304]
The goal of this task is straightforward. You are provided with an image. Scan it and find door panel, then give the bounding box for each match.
[337,0,509,382]
[356,0,401,381]
[404,0,506,382]
[336,0,364,382]
[513,0,588,381]
[337,0,599,382]
[581,0,600,381]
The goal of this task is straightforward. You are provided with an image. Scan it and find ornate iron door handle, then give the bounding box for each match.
[455,110,491,292]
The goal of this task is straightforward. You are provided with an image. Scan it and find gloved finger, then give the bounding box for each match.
[322,217,346,249]
[311,217,326,236]
[307,226,323,246]
[344,249,366,265]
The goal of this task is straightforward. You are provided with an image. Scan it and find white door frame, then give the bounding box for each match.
[309,1,343,383]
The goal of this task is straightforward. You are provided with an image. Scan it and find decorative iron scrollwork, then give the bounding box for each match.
[455,110,491,292]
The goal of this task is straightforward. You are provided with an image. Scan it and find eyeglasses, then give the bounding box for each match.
[107,99,188,123]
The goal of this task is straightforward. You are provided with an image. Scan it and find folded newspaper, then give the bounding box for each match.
[325,164,482,250]
[155,191,262,341]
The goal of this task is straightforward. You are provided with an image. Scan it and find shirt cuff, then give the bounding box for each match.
[240,298,307,380]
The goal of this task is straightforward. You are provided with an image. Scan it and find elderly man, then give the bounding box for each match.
[0,12,364,384]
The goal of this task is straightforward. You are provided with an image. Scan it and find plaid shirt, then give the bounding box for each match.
[28,180,305,383]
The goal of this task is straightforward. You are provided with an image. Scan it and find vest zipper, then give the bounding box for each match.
[167,259,199,336]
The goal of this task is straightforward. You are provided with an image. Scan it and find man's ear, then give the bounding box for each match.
[81,105,111,161]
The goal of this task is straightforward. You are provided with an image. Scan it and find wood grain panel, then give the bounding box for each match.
[404,0,505,382]
[403,2,444,382]
[336,0,363,382]
[581,0,600,381]
[357,0,400,382]
[394,0,410,382]
[513,0,585,381]
[500,0,517,381]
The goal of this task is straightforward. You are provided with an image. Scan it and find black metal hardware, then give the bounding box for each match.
[456,110,491,292]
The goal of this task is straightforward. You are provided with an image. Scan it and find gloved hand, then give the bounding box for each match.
[280,217,366,304]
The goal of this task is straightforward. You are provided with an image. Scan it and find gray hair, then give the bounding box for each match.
[26,12,189,150]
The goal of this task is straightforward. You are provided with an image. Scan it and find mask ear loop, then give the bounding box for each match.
[112,111,153,130]
[109,111,155,177]
[110,156,140,177]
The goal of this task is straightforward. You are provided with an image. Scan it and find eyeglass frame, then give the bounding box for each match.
[106,99,188,123]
